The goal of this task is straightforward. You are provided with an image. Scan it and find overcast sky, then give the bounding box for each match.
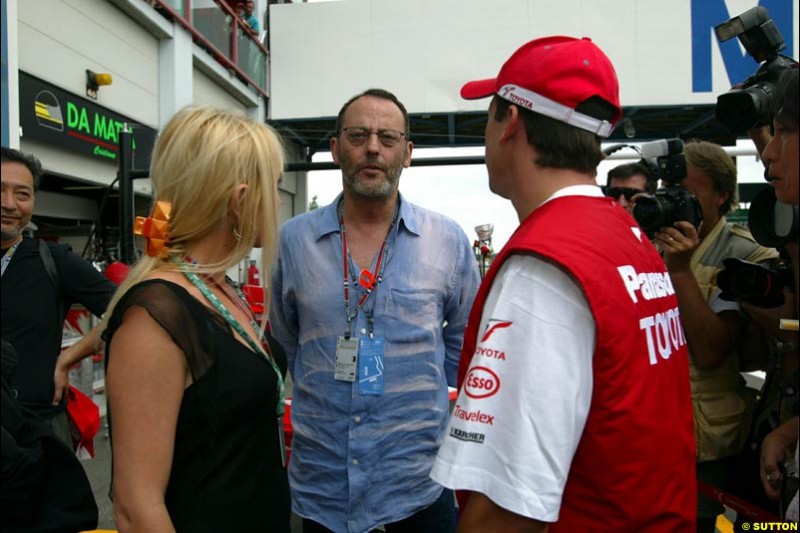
[308,140,767,251]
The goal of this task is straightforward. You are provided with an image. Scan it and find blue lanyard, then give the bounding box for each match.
[175,257,285,418]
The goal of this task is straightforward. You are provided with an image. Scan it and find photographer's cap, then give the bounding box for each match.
[461,36,621,137]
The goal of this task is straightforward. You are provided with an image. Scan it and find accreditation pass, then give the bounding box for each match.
[334,336,358,382]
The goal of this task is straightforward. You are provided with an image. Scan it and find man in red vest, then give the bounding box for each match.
[430,36,697,532]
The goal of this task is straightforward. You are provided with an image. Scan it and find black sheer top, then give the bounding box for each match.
[104,279,290,532]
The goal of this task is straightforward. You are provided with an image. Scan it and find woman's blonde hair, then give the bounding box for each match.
[102,106,284,331]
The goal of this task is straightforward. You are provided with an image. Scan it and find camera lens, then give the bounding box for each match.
[633,196,669,237]
[716,84,774,133]
[716,91,759,132]
[729,269,763,299]
[718,257,789,308]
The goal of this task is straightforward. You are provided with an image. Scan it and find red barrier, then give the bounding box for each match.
[697,480,783,522]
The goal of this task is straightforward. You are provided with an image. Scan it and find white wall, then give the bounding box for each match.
[5,0,20,148]
[18,0,159,127]
[18,0,159,194]
[193,67,249,113]
[270,0,800,119]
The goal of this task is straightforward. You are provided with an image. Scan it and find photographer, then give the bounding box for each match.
[653,139,779,532]
[745,66,799,521]
[604,161,658,214]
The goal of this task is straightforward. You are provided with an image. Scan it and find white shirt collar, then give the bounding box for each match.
[541,184,604,207]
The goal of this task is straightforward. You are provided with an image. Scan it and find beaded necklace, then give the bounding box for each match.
[174,256,285,418]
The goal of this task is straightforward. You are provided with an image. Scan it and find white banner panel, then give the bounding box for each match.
[270,0,798,119]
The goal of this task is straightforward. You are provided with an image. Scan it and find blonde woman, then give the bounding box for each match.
[102,107,289,532]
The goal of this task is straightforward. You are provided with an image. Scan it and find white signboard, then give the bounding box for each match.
[270,0,798,119]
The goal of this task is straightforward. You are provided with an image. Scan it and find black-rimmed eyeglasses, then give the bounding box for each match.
[340,127,407,148]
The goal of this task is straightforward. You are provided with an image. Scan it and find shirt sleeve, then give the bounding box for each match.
[442,229,481,386]
[269,234,299,375]
[431,254,595,522]
[56,246,117,317]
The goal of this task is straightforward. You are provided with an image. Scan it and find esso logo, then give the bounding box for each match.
[465,366,500,399]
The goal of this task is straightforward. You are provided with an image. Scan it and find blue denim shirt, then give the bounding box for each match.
[270,193,479,533]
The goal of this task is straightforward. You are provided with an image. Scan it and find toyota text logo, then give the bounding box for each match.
[465,366,501,399]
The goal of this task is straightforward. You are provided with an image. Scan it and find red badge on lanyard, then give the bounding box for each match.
[359,269,377,290]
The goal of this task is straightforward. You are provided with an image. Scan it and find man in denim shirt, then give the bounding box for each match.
[270,88,479,533]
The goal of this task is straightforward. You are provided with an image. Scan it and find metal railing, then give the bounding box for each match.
[154,0,269,97]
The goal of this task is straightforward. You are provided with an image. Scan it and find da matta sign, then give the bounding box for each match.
[19,71,156,170]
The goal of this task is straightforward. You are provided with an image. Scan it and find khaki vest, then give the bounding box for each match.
[690,218,779,462]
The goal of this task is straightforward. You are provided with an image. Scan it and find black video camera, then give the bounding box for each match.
[629,139,703,239]
[717,257,794,308]
[714,6,796,133]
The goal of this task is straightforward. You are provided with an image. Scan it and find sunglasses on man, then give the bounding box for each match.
[604,187,643,201]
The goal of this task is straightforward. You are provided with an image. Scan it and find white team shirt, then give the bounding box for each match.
[430,252,596,522]
[431,186,602,521]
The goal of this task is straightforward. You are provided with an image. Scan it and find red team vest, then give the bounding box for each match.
[457,196,696,532]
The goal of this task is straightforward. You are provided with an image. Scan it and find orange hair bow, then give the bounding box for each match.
[134,201,172,258]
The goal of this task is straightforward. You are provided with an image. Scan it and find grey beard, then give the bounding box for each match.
[342,160,404,200]
[344,172,395,200]
[1,228,22,242]
[336,143,406,200]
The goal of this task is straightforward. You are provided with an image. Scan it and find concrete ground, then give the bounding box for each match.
[80,420,115,530]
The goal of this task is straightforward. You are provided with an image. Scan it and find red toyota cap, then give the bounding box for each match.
[461,36,621,137]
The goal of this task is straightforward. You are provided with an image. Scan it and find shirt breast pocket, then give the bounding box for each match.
[383,288,441,344]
